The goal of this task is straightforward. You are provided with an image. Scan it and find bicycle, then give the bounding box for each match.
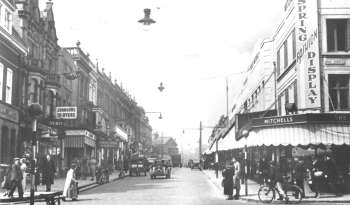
[258,177,303,204]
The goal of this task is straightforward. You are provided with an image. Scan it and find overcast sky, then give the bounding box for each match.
[40,0,285,153]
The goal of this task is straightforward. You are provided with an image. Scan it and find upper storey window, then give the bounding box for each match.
[276,29,296,76]
[327,19,350,52]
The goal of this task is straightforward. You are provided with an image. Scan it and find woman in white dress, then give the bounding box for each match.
[63,163,78,201]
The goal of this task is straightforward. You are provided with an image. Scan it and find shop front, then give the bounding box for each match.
[236,113,350,193]
[63,130,96,175]
[97,138,119,171]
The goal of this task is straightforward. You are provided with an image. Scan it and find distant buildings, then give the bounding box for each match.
[0,0,152,180]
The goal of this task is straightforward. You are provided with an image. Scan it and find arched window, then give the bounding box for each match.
[1,126,9,163]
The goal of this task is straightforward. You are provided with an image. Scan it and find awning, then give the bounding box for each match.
[218,128,245,151]
[98,140,119,149]
[64,130,96,148]
[245,123,350,147]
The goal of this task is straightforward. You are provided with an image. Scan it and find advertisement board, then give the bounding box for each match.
[295,0,321,110]
[56,106,77,119]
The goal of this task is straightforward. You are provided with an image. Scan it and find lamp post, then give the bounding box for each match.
[28,103,43,205]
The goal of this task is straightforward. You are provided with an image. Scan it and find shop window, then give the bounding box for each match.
[10,129,16,159]
[329,74,350,111]
[327,19,350,52]
[1,126,9,163]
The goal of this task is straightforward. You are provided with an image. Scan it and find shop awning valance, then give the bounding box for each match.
[218,128,246,151]
[98,140,119,148]
[244,123,350,147]
[64,135,96,148]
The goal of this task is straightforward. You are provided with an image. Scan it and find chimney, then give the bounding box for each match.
[46,0,53,10]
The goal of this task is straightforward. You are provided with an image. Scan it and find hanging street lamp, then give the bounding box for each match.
[138,8,156,26]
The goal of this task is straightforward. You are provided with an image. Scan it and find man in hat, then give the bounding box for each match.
[8,158,23,198]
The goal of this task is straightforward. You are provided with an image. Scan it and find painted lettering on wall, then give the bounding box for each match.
[295,0,321,109]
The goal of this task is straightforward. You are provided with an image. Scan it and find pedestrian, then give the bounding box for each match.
[89,158,97,181]
[232,157,241,199]
[8,158,23,199]
[1,165,11,196]
[63,163,78,201]
[20,158,28,192]
[323,155,341,196]
[311,155,323,198]
[269,161,288,201]
[222,161,235,200]
[41,154,56,192]
[293,158,305,197]
[259,157,269,184]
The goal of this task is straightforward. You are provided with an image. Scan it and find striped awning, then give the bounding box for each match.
[64,135,96,148]
[218,128,245,151]
[98,140,119,148]
[64,136,84,148]
[244,123,350,147]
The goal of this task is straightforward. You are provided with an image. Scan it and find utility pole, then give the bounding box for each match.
[199,121,202,162]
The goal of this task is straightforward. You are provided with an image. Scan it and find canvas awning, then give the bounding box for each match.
[64,130,96,148]
[245,123,350,147]
[218,128,245,151]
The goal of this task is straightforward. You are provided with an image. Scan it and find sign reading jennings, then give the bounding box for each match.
[56,106,77,119]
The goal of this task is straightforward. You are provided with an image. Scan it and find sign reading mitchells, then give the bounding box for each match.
[295,0,321,110]
[56,106,77,119]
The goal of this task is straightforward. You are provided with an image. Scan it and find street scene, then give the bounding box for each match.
[1,0,350,204]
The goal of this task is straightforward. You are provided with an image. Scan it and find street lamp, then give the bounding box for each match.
[158,82,164,92]
[138,8,156,26]
[28,103,43,205]
[145,111,162,120]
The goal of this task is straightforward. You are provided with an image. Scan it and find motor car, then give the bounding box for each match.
[150,159,171,179]
[191,160,202,170]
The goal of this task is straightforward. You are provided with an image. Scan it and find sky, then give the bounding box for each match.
[40,0,285,155]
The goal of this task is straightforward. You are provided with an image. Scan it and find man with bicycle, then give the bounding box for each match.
[268,161,288,201]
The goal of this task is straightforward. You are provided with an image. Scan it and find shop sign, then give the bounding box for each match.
[65,129,96,140]
[252,113,350,128]
[295,0,321,109]
[325,58,346,66]
[56,106,77,119]
[0,103,19,123]
[48,119,65,127]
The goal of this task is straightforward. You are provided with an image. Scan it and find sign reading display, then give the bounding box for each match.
[56,106,77,119]
[295,0,321,110]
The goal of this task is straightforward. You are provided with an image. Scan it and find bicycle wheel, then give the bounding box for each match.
[285,185,303,204]
[258,185,274,203]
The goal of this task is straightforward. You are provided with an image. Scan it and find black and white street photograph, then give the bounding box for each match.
[1,0,350,204]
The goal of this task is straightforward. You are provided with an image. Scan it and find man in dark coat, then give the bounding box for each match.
[8,158,23,198]
[293,158,305,197]
[323,155,340,196]
[41,154,55,191]
[222,161,235,200]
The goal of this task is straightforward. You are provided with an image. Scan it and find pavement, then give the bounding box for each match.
[202,169,350,203]
[0,170,123,203]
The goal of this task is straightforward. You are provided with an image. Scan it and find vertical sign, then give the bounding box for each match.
[296,0,321,110]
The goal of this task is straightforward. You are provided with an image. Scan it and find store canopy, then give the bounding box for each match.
[218,128,245,151]
[245,123,350,147]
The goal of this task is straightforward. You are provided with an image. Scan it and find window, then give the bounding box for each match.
[5,68,12,104]
[329,74,350,111]
[327,19,350,52]
[0,63,3,101]
[4,9,11,31]
[277,29,296,75]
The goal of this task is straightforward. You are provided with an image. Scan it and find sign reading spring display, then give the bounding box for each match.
[295,0,321,110]
[56,106,77,119]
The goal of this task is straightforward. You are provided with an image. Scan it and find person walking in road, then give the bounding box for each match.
[222,161,235,200]
[41,154,56,192]
[20,158,28,192]
[232,157,241,199]
[63,163,78,201]
[8,158,23,199]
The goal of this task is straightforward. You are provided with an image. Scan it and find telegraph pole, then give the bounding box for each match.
[199,121,202,162]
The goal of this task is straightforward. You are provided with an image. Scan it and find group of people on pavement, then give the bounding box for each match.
[1,154,79,201]
[222,157,241,200]
[257,154,343,198]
